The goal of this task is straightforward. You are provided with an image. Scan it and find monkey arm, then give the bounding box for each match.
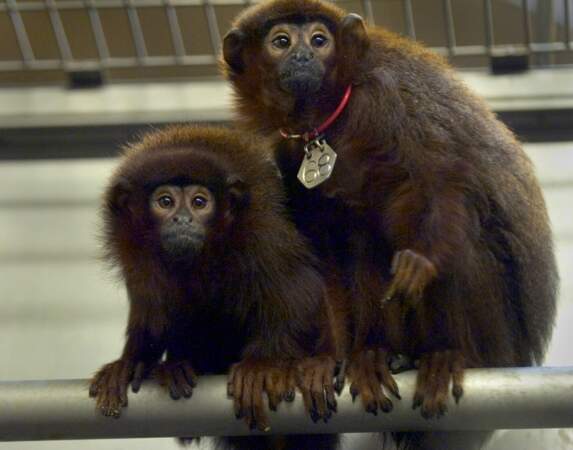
[89,290,167,418]
[381,176,471,305]
[226,262,340,429]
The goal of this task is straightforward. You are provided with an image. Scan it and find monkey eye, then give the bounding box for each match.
[192,195,208,209]
[272,35,291,49]
[157,195,174,209]
[311,33,328,48]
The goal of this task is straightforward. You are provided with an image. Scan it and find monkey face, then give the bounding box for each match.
[263,22,335,96]
[150,184,216,260]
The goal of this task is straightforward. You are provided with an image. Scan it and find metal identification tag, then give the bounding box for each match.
[297,138,337,189]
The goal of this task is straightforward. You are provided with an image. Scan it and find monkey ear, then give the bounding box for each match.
[226,175,250,214]
[338,13,370,62]
[223,28,246,74]
[107,177,133,216]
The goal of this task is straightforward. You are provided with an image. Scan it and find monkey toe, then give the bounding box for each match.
[296,355,338,422]
[348,348,399,415]
[413,350,465,419]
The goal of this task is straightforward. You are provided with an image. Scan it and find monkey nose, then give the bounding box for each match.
[293,51,313,62]
[172,215,191,224]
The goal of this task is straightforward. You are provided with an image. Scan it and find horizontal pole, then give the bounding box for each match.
[1,42,572,73]
[1,367,572,441]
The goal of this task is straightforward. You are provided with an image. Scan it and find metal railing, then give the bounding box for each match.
[1,367,572,441]
[0,0,571,74]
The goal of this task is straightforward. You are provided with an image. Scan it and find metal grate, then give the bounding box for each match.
[0,0,571,78]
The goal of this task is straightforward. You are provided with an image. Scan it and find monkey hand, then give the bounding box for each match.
[413,350,465,419]
[227,358,296,432]
[89,358,148,418]
[152,359,198,400]
[382,249,437,308]
[347,348,401,416]
[296,355,340,423]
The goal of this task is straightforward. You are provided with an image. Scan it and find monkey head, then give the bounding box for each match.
[103,127,252,267]
[222,0,369,116]
[149,183,217,260]
[263,20,335,96]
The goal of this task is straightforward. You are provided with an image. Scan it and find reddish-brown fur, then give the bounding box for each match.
[89,125,342,449]
[222,0,558,448]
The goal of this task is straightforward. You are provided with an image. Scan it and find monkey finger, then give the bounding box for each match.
[382,282,399,306]
[310,368,328,422]
[89,380,100,398]
[240,371,256,429]
[227,364,238,397]
[284,369,296,402]
[231,368,244,419]
[321,368,337,413]
[181,361,198,388]
[252,372,271,432]
[174,366,193,398]
[375,350,400,400]
[131,361,145,393]
[299,369,317,422]
[264,372,283,412]
[413,356,430,410]
[451,353,465,403]
[334,359,347,395]
[390,251,404,275]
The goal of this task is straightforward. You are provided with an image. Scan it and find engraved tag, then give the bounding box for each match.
[297,138,337,189]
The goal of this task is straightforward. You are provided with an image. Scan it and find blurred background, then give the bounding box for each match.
[0,0,572,449]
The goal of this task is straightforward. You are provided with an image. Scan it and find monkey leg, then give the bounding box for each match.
[89,358,147,418]
[383,249,437,308]
[413,350,465,419]
[227,359,296,432]
[347,348,401,415]
[296,355,339,423]
[153,359,198,400]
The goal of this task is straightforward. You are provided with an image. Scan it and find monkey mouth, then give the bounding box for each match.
[279,71,323,96]
[161,232,204,259]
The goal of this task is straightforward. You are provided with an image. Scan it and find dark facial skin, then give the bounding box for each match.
[264,21,335,96]
[150,184,216,260]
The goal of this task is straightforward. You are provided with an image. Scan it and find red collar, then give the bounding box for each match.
[279,85,353,142]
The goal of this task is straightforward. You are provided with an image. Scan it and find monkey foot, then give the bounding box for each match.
[347,348,401,415]
[89,358,146,418]
[413,350,465,419]
[296,355,340,423]
[153,359,197,400]
[227,358,295,432]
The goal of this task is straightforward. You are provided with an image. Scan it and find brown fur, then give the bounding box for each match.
[222,0,558,447]
[89,125,341,449]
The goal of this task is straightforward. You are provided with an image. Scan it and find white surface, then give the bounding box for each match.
[0,143,572,449]
[1,68,573,128]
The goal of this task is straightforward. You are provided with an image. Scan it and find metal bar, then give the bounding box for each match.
[6,0,36,66]
[45,0,74,64]
[0,54,217,72]
[163,0,187,61]
[522,0,532,51]
[1,368,573,441]
[361,0,375,26]
[204,0,222,53]
[4,42,573,73]
[483,0,495,55]
[403,0,416,40]
[84,0,111,61]
[443,0,456,57]
[535,0,556,66]
[566,0,572,49]
[124,0,148,61]
[0,0,252,11]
